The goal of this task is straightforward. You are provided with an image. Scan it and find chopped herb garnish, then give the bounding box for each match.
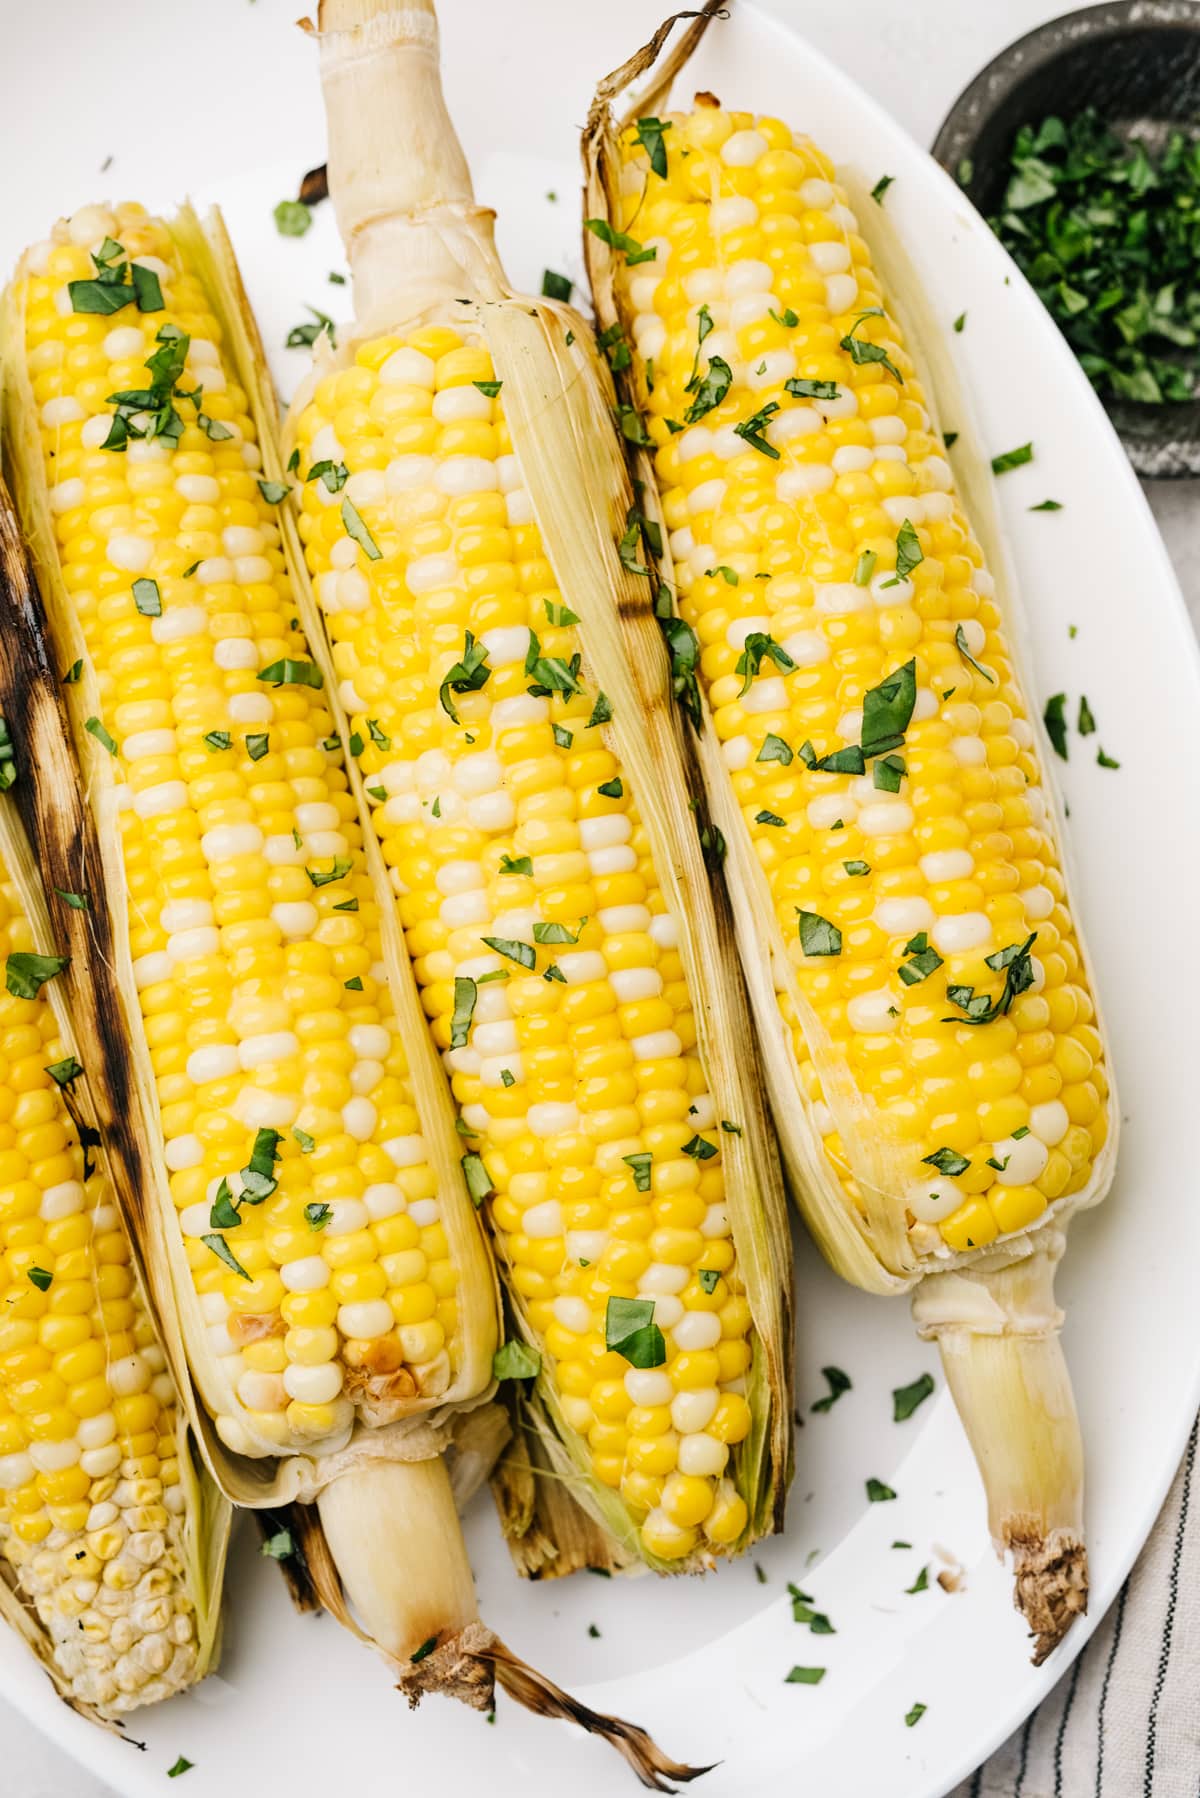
[46,1056,84,1087]
[292,1127,315,1153]
[584,218,657,265]
[493,1339,541,1380]
[853,549,877,586]
[735,401,781,458]
[167,1758,194,1780]
[953,312,966,333]
[888,518,924,584]
[843,860,870,876]
[605,1295,666,1368]
[1097,746,1120,768]
[132,576,161,617]
[991,441,1034,475]
[6,952,69,999]
[797,910,841,957]
[870,173,895,204]
[736,631,795,696]
[811,1366,852,1413]
[544,600,579,627]
[860,658,916,757]
[598,777,623,798]
[259,658,323,688]
[63,659,83,684]
[954,623,996,684]
[306,856,353,888]
[500,1068,515,1087]
[1044,692,1069,759]
[53,889,89,911]
[922,1147,969,1176]
[698,1268,720,1294]
[1031,498,1063,511]
[439,630,491,722]
[943,431,959,450]
[257,479,290,505]
[461,1152,494,1207]
[682,1134,717,1161]
[341,496,381,560]
[1078,694,1096,735]
[541,270,572,302]
[286,306,336,350]
[85,716,117,755]
[480,936,536,970]
[410,1638,437,1665]
[204,730,232,752]
[587,692,613,728]
[473,379,502,399]
[202,1234,250,1280]
[635,115,672,178]
[710,564,739,585]
[344,976,363,990]
[260,1528,295,1564]
[246,733,270,762]
[905,1703,927,1728]
[27,1266,53,1292]
[866,1477,897,1502]
[906,1565,930,1594]
[757,809,785,827]
[893,1372,936,1421]
[785,377,839,401]
[840,308,903,383]
[757,733,793,766]
[500,854,532,876]
[623,1152,653,1193]
[785,1666,826,1685]
[789,1584,835,1633]
[274,199,312,237]
[684,354,733,424]
[943,933,1038,1026]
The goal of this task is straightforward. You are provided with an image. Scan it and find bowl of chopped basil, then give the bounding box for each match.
[932,0,1200,475]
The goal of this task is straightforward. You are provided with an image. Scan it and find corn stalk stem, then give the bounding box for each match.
[914,1239,1086,1662]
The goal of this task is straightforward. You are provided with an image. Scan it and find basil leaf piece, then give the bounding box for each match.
[6,952,69,999]
[493,1339,541,1380]
[991,441,1034,475]
[541,270,572,302]
[866,1477,897,1502]
[635,115,672,179]
[480,936,535,970]
[893,1372,936,1421]
[860,658,916,757]
[203,1234,250,1280]
[810,1365,852,1413]
[461,1152,495,1206]
[258,658,323,688]
[450,976,477,1050]
[840,308,903,383]
[584,218,657,265]
[274,199,312,237]
[797,910,842,957]
[1044,692,1069,758]
[604,1295,666,1368]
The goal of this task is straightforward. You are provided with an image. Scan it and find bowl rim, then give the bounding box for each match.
[930,0,1200,479]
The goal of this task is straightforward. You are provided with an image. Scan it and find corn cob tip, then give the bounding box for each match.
[1010,1528,1087,1666]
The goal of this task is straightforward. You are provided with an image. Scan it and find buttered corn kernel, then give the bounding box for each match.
[611,109,1110,1256]
[293,319,759,1559]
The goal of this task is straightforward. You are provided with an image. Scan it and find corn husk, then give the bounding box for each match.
[581,0,1118,1657]
[293,0,795,1581]
[0,473,229,1720]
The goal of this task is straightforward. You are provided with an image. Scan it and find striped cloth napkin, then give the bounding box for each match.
[952,1420,1198,1797]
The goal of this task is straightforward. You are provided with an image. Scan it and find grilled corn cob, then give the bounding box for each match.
[0,487,226,1718]
[584,5,1115,1658]
[1,184,710,1788]
[286,0,792,1577]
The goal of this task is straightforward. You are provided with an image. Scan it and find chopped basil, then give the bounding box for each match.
[922,1147,969,1176]
[798,910,841,958]
[660,612,703,730]
[132,577,161,617]
[605,1295,666,1368]
[954,623,995,684]
[46,1056,83,1086]
[257,479,290,505]
[870,173,895,204]
[306,459,348,493]
[735,401,781,458]
[167,1757,194,1779]
[866,1477,897,1502]
[260,1528,296,1565]
[810,1366,852,1413]
[635,115,672,178]
[906,1565,930,1594]
[450,977,477,1050]
[905,1703,927,1728]
[542,964,566,983]
[1078,694,1096,735]
[286,307,336,350]
[500,854,532,876]
[492,1340,541,1380]
[305,857,352,892]
[860,658,916,758]
[682,1134,717,1161]
[439,630,491,721]
[598,777,623,798]
[890,518,924,583]
[344,976,363,990]
[544,600,579,626]
[953,312,966,333]
[6,952,69,999]
[63,660,83,684]
[292,1127,315,1153]
[341,496,381,560]
[789,1583,835,1633]
[756,809,785,827]
[53,889,89,911]
[785,377,839,401]
[785,1666,826,1685]
[481,936,536,970]
[587,692,613,728]
[500,1068,515,1087]
[757,733,793,766]
[898,930,943,986]
[27,1266,53,1292]
[85,716,118,755]
[473,379,502,398]
[1031,498,1063,511]
[843,860,870,876]
[246,733,270,762]
[893,1372,936,1421]
[533,920,582,945]
[873,754,905,793]
[942,933,1038,1026]
[1097,746,1120,768]
[203,1233,250,1280]
[698,1268,720,1294]
[623,1152,653,1192]
[685,355,733,424]
[991,441,1034,476]
[1044,692,1068,759]
[584,218,657,265]
[461,1152,494,1206]
[840,308,903,383]
[541,270,572,302]
[259,658,323,688]
[410,1638,437,1665]
[204,730,231,752]
[943,431,959,450]
[736,631,796,697]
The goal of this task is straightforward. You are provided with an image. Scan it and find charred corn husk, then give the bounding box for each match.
[0,482,226,1719]
[584,5,1115,1659]
[0,173,713,1796]
[286,0,792,1579]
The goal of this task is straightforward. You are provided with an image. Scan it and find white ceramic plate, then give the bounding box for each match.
[2,4,1199,1795]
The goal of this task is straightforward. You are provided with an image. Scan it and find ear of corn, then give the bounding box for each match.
[0,488,227,1717]
[583,7,1115,1658]
[288,0,794,1578]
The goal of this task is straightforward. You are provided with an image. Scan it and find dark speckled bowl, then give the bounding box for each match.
[931,0,1200,477]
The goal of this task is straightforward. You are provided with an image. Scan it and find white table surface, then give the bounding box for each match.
[2,1,1196,1791]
